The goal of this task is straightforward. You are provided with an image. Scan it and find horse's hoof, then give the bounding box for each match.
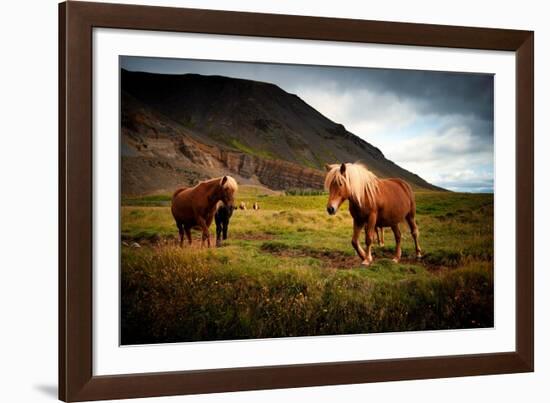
[361,259,371,267]
[379,243,385,247]
[392,257,400,263]
[416,254,422,259]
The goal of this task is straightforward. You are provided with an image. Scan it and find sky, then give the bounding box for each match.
[121,57,494,193]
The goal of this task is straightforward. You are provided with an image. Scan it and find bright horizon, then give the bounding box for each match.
[121,56,494,193]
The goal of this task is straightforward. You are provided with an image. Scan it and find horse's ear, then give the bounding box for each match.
[220,176,228,186]
[324,163,332,172]
[340,163,347,175]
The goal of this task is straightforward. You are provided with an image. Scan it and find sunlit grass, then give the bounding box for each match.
[121,191,494,344]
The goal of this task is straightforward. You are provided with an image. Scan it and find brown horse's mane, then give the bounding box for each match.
[324,162,380,206]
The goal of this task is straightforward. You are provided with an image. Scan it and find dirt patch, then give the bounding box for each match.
[280,248,359,270]
[259,241,473,272]
[261,241,359,269]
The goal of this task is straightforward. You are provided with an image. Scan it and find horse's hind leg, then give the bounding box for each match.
[184,226,192,246]
[406,213,422,258]
[390,224,402,262]
[176,222,184,247]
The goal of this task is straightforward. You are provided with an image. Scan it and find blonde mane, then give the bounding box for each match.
[324,162,380,206]
[193,175,238,193]
[220,175,238,192]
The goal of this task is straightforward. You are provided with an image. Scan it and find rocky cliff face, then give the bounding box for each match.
[121,92,325,194]
[120,69,442,195]
[220,151,325,190]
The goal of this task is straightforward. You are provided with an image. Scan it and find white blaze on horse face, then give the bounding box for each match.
[222,189,235,209]
[327,183,345,215]
[327,198,341,215]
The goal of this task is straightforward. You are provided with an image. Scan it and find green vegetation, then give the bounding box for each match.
[122,194,171,207]
[229,138,275,159]
[285,188,326,196]
[121,191,494,344]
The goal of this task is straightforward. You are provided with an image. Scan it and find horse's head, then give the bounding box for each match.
[218,176,238,208]
[324,163,351,215]
[324,162,380,214]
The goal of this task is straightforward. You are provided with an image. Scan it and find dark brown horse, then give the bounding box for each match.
[214,202,236,247]
[171,176,238,247]
[325,163,421,266]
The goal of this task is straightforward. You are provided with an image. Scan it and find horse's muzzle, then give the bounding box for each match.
[327,206,336,215]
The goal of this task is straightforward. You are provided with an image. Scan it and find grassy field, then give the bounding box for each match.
[121,188,494,345]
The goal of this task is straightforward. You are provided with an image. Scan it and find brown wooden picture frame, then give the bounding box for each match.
[59,1,534,401]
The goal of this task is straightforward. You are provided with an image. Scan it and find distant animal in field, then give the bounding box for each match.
[171,176,238,247]
[239,201,247,210]
[324,162,421,266]
[253,202,260,210]
[215,203,235,247]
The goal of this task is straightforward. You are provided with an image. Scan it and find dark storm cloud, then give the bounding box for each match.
[121,56,493,126]
[350,69,494,122]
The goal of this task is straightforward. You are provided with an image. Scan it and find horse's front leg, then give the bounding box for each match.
[215,223,222,247]
[205,231,211,248]
[375,227,385,247]
[223,221,228,240]
[197,218,211,248]
[351,220,368,265]
[201,228,211,248]
[364,214,377,265]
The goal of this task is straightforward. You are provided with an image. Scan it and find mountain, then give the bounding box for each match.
[120,69,442,195]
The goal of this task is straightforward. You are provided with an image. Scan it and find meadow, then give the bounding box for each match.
[121,188,494,345]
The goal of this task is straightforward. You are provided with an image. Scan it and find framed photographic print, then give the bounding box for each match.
[59,1,534,401]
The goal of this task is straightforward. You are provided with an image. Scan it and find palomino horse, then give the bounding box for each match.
[171,176,238,247]
[324,163,421,266]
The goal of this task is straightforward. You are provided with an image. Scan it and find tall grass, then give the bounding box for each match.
[121,191,494,344]
[122,246,492,344]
